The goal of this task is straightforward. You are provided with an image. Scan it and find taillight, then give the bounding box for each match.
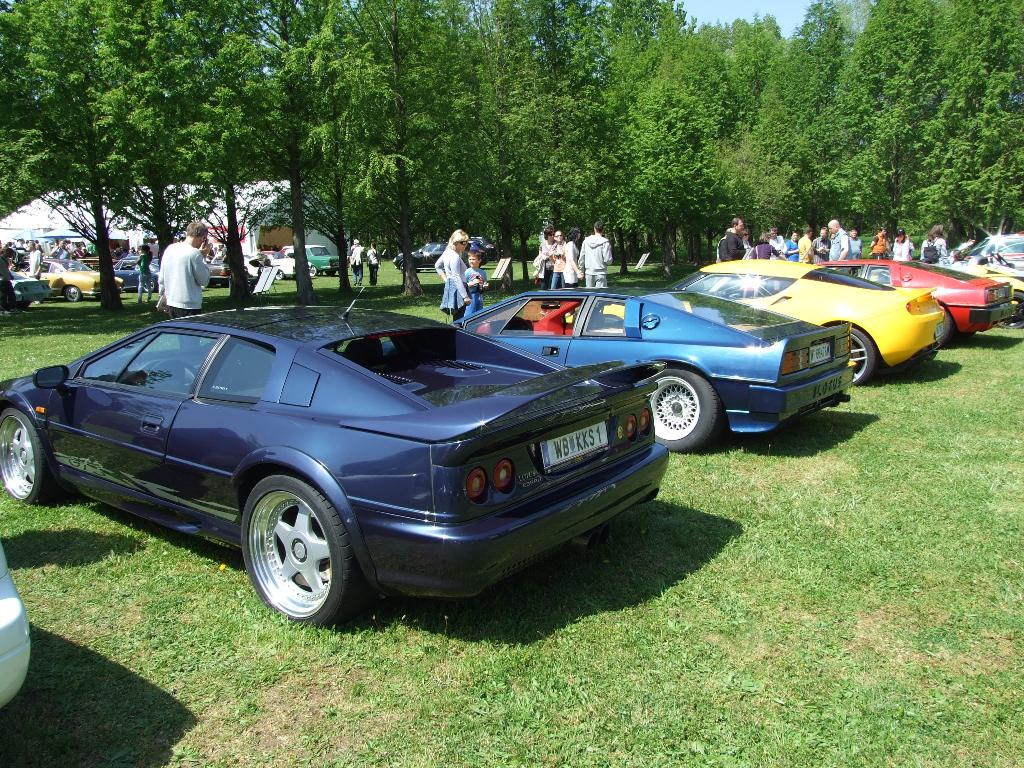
[986,285,1010,303]
[834,334,850,357]
[466,467,487,503]
[781,348,809,375]
[625,414,637,441]
[905,294,938,314]
[492,459,515,493]
[638,408,651,435]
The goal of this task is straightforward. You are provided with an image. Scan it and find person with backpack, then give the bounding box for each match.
[580,220,614,287]
[717,218,746,262]
[920,225,947,264]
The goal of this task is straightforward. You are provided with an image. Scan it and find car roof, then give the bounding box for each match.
[700,260,816,277]
[170,306,446,345]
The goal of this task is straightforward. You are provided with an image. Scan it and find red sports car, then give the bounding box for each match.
[823,260,1014,345]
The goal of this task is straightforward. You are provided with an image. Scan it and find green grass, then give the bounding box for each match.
[1,263,1022,767]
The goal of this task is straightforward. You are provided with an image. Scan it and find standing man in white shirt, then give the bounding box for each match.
[159,221,211,318]
[27,241,43,278]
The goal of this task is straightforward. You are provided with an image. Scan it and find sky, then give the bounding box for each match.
[682,0,810,36]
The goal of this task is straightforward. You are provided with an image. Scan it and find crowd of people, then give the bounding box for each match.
[533,221,614,290]
[718,218,951,265]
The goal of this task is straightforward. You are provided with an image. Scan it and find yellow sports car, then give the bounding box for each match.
[676,260,944,384]
[35,258,123,302]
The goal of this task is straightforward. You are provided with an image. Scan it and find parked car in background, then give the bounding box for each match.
[0,539,30,708]
[676,260,944,385]
[9,273,52,309]
[32,259,123,302]
[458,289,853,452]
[469,236,497,265]
[947,257,1024,329]
[113,256,160,293]
[394,242,445,271]
[823,260,1013,344]
[209,256,263,289]
[952,234,1024,269]
[0,308,668,625]
[273,245,339,278]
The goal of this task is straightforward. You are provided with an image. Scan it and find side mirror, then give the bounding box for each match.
[33,365,69,389]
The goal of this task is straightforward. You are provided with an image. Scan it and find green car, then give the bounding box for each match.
[274,245,340,278]
[10,273,52,308]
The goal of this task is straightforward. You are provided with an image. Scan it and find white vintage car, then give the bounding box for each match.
[0,539,30,708]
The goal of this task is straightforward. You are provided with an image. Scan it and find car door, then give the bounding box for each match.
[161,336,280,524]
[45,331,219,504]
[562,297,638,366]
[465,296,584,364]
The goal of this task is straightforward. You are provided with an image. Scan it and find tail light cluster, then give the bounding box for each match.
[906,294,939,314]
[465,457,516,504]
[622,408,652,442]
[987,285,1010,303]
[781,347,810,375]
[834,333,851,357]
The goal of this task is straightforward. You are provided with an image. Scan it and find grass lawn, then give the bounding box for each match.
[1,261,1022,767]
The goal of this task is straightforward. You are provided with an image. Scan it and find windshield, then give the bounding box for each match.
[680,272,797,300]
[61,260,94,272]
[651,292,816,335]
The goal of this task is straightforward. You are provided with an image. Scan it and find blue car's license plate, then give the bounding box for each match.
[541,421,609,469]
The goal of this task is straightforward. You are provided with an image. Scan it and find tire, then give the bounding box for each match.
[937,307,956,347]
[308,265,318,278]
[15,301,31,310]
[849,327,880,385]
[649,368,725,452]
[63,285,82,302]
[0,408,59,504]
[241,474,374,625]
[1002,292,1024,330]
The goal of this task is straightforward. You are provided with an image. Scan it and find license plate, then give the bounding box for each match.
[811,373,844,399]
[809,341,831,365]
[541,421,609,469]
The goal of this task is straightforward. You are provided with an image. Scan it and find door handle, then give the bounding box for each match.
[141,415,163,434]
[541,346,560,356]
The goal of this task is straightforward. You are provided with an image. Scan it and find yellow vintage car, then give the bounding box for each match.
[676,260,945,384]
[36,258,123,302]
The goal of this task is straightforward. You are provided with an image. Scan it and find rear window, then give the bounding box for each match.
[907,263,985,280]
[651,292,811,331]
[308,246,329,257]
[807,269,893,290]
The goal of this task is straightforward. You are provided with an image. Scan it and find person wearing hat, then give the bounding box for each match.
[349,239,364,286]
[463,241,489,319]
[892,228,915,262]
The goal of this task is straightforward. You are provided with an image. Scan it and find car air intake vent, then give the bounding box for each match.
[377,371,412,385]
[425,359,485,371]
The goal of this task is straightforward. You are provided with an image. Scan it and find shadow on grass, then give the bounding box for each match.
[875,358,963,385]
[734,409,879,457]
[0,628,195,768]
[3,528,140,569]
[952,332,1022,350]
[362,502,741,644]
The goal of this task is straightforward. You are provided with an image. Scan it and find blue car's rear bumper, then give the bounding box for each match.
[356,443,669,597]
[723,364,855,433]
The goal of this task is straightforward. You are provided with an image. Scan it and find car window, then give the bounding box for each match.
[80,336,152,382]
[685,273,795,300]
[462,300,528,336]
[863,266,891,285]
[117,332,218,395]
[582,299,626,336]
[308,246,329,257]
[804,269,893,290]
[198,337,275,404]
[501,298,583,336]
[47,262,64,274]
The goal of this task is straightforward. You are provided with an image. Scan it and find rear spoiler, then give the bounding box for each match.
[338,361,664,443]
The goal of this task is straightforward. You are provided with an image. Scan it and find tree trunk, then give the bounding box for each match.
[661,217,674,279]
[90,192,121,310]
[225,185,251,302]
[616,227,628,275]
[288,137,316,305]
[150,179,174,256]
[518,230,530,282]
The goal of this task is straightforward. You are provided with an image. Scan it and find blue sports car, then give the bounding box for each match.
[0,308,667,625]
[458,290,854,452]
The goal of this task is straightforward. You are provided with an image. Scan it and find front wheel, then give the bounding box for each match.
[308,265,318,278]
[649,368,724,452]
[63,285,82,302]
[241,475,374,625]
[0,408,59,504]
[849,327,880,385]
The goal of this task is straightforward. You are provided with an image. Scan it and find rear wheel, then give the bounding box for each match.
[649,368,724,452]
[63,285,82,302]
[937,307,956,347]
[0,408,59,504]
[241,474,374,625]
[1002,291,1024,329]
[849,327,880,385]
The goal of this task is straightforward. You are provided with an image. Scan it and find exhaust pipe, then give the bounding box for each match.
[571,523,611,550]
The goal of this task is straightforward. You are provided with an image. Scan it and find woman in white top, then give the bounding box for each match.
[435,229,471,321]
[892,228,915,261]
[562,227,584,287]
